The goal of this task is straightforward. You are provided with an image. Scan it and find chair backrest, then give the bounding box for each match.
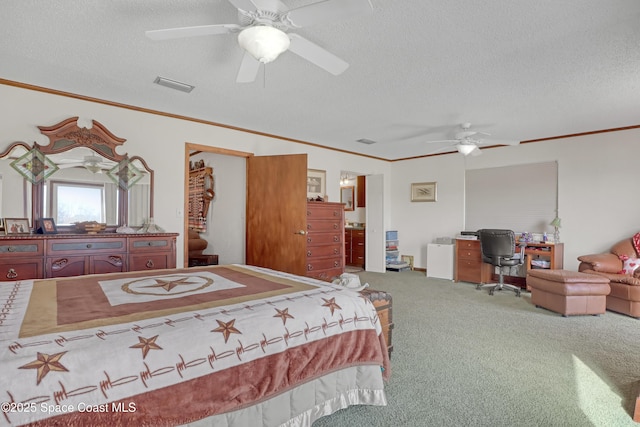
[477,229,515,263]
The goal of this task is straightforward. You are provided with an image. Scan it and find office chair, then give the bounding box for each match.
[477,229,525,297]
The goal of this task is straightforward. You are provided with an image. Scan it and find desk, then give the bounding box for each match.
[522,242,564,270]
[517,242,564,289]
[454,239,564,289]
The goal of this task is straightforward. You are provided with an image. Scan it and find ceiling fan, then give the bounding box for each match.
[56,155,115,174]
[422,123,520,156]
[145,0,373,83]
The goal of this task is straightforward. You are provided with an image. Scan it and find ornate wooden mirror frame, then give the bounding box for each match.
[0,117,154,232]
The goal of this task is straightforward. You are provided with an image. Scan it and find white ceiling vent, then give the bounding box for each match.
[356,138,377,145]
[154,76,195,93]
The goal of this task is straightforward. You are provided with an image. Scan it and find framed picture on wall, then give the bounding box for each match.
[307,169,326,200]
[411,182,437,202]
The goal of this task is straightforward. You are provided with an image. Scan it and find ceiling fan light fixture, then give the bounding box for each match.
[456,144,476,156]
[238,25,290,63]
[84,163,102,174]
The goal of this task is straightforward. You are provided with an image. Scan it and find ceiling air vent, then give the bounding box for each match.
[356,138,377,145]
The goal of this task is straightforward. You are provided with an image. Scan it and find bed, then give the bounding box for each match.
[0,264,390,426]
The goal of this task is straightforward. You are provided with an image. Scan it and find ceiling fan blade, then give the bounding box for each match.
[249,0,289,13]
[491,139,521,146]
[145,24,242,41]
[286,0,373,28]
[288,34,348,75]
[425,145,458,155]
[227,0,259,12]
[236,51,261,83]
[423,139,458,144]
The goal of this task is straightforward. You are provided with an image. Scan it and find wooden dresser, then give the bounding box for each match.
[0,233,178,281]
[345,227,365,268]
[305,201,345,281]
[454,238,492,284]
[361,288,394,357]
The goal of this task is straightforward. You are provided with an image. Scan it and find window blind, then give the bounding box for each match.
[464,161,557,233]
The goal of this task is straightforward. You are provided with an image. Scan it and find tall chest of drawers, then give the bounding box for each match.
[454,238,492,284]
[305,202,345,281]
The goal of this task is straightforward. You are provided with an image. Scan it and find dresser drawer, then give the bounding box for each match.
[129,253,171,271]
[305,267,343,282]
[48,238,126,255]
[0,240,43,257]
[307,220,343,233]
[307,244,342,259]
[129,236,175,253]
[307,257,343,272]
[307,205,343,220]
[307,232,342,246]
[457,248,481,260]
[0,259,43,281]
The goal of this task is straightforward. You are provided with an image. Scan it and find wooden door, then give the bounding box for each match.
[246,154,308,276]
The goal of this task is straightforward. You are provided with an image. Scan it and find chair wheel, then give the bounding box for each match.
[489,290,494,296]
[516,292,521,297]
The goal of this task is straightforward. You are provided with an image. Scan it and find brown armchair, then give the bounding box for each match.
[578,236,640,318]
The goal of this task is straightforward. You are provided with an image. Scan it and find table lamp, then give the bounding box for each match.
[550,217,562,243]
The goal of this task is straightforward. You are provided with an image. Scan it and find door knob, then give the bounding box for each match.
[295,230,307,235]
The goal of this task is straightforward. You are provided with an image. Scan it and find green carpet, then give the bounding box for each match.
[312,271,640,427]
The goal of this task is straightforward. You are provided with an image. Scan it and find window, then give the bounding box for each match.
[48,182,106,225]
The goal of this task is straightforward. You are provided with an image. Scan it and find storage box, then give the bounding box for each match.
[385,230,398,240]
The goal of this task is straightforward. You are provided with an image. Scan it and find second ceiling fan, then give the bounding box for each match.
[422,123,520,156]
[146,0,373,83]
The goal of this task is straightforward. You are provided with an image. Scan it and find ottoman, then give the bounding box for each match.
[527,269,611,316]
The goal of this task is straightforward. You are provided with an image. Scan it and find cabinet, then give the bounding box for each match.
[356,175,366,208]
[454,239,492,284]
[0,233,177,281]
[345,227,365,268]
[306,202,345,281]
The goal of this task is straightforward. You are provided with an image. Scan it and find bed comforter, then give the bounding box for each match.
[0,265,389,426]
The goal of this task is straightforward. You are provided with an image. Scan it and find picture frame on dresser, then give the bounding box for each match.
[307,169,326,200]
[0,218,4,232]
[4,218,30,235]
[37,217,57,234]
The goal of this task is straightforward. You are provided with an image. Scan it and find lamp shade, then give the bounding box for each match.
[456,144,476,156]
[238,26,290,63]
[550,217,562,228]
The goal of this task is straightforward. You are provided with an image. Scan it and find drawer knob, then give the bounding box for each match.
[334,261,339,267]
[148,242,153,246]
[307,250,312,256]
[86,244,92,249]
[333,223,338,229]
[333,248,338,254]
[8,246,15,252]
[146,260,155,269]
[333,236,339,242]
[307,264,313,271]
[6,269,17,279]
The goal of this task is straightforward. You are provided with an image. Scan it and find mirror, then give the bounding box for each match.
[0,117,153,231]
[341,186,354,211]
[0,143,32,220]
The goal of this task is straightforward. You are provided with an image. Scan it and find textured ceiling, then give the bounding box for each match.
[1,0,639,160]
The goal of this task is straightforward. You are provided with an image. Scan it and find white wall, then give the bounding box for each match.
[390,129,640,270]
[0,83,390,266]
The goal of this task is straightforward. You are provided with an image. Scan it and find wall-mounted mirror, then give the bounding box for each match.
[0,117,153,231]
[341,186,354,211]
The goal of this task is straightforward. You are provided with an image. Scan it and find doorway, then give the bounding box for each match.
[183,144,252,267]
